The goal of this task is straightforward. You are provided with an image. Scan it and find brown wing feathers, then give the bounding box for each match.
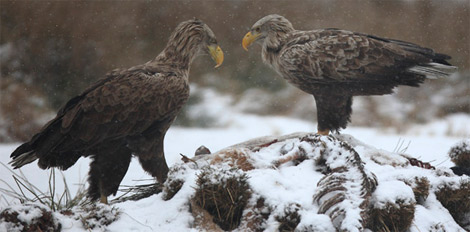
[283,29,449,89]
[367,34,452,64]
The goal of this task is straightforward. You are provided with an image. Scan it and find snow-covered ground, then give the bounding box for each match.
[0,112,469,231]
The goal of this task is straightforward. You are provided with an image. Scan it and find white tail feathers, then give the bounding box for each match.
[9,151,37,168]
[408,62,458,79]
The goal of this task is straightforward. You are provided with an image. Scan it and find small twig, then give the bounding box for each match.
[226,188,234,204]
[180,153,198,167]
[212,191,222,220]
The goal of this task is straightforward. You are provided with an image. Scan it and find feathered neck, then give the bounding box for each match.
[155,22,205,70]
[262,24,295,66]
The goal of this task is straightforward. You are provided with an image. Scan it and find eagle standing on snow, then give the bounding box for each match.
[243,14,456,135]
[10,19,224,203]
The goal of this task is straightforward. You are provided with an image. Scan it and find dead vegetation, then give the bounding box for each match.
[449,139,470,168]
[448,139,470,176]
[162,165,188,200]
[162,179,184,201]
[435,180,470,230]
[77,204,120,230]
[0,204,61,232]
[239,197,271,232]
[368,200,416,232]
[193,167,251,230]
[0,201,120,231]
[406,177,430,203]
[275,203,301,232]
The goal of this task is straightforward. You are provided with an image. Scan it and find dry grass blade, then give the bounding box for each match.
[393,138,411,154]
[0,162,88,210]
[12,175,46,205]
[49,168,56,211]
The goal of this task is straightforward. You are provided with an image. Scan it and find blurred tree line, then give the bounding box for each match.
[1,0,469,141]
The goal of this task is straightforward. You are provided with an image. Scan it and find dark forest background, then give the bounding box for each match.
[1,0,469,142]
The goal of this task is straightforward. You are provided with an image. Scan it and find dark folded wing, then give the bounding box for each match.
[58,69,187,150]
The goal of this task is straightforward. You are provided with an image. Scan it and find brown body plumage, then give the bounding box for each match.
[10,19,223,203]
[243,14,457,134]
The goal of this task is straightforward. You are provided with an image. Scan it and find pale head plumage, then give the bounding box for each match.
[251,14,294,36]
[243,14,294,64]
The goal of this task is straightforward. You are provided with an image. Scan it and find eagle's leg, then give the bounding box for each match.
[100,195,108,204]
[317,129,330,136]
[88,144,132,203]
[128,120,173,185]
[138,148,169,184]
[135,124,171,184]
[313,94,353,135]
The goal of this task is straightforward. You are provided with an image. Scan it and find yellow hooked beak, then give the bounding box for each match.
[242,31,261,51]
[208,45,224,68]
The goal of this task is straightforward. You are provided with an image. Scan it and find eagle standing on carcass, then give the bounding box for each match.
[10,19,224,203]
[242,14,456,135]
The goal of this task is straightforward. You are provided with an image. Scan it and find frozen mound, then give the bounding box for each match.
[0,203,61,232]
[449,138,470,176]
[0,202,120,232]
[1,133,469,231]
[157,133,469,231]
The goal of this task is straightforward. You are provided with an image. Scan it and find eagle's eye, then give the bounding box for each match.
[255,27,261,33]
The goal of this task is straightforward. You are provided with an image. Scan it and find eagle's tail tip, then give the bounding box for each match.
[9,151,38,168]
[10,143,38,168]
[409,62,458,79]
